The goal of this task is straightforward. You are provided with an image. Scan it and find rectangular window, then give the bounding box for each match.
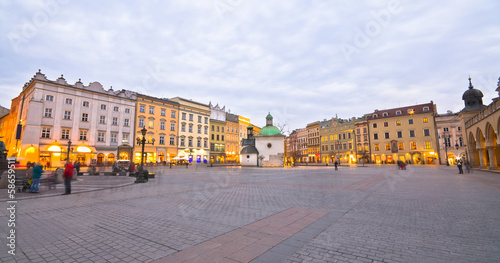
[188,139,193,147]
[181,124,185,132]
[83,101,89,107]
[386,143,391,150]
[44,108,52,118]
[160,122,165,130]
[198,126,201,133]
[409,119,414,124]
[114,106,119,112]
[222,135,225,141]
[189,114,193,121]
[122,133,129,144]
[409,130,415,137]
[204,140,208,148]
[205,117,208,124]
[65,98,72,105]
[457,126,462,132]
[384,122,388,127]
[216,134,220,140]
[80,130,87,141]
[397,131,402,138]
[180,138,185,146]
[82,113,88,122]
[374,144,379,151]
[374,133,378,140]
[398,143,404,150]
[444,137,451,147]
[124,119,129,127]
[170,137,175,146]
[161,109,166,116]
[425,141,431,149]
[61,129,70,139]
[111,133,117,143]
[171,110,176,118]
[101,104,106,110]
[125,108,130,114]
[348,142,352,149]
[45,95,54,101]
[42,128,50,138]
[204,127,208,134]
[443,127,449,132]
[197,140,201,147]
[424,129,430,136]
[139,119,144,127]
[411,142,416,150]
[159,136,165,145]
[357,128,360,134]
[373,123,377,128]
[198,116,202,123]
[140,105,145,113]
[149,106,154,114]
[396,121,401,126]
[112,117,118,125]
[384,132,390,139]
[148,121,154,129]
[99,116,106,124]
[212,134,215,140]
[98,132,105,142]
[182,113,186,120]
[459,137,464,146]
[171,123,175,131]
[212,125,215,131]
[188,125,193,133]
[423,117,428,123]
[63,111,71,120]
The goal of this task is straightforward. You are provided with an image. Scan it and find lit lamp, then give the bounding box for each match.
[135,127,154,183]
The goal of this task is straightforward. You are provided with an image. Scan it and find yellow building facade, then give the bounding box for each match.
[367,102,439,164]
[133,94,180,164]
[225,113,240,163]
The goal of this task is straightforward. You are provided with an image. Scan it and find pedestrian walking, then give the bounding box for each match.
[334,160,338,171]
[62,162,74,195]
[457,160,463,174]
[74,161,80,176]
[30,162,43,193]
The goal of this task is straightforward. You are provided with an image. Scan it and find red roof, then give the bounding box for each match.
[367,102,434,120]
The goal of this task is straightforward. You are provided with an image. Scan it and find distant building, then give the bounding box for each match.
[319,117,356,164]
[306,121,320,163]
[209,102,226,163]
[435,111,465,165]
[240,113,284,167]
[170,97,210,163]
[367,102,439,165]
[225,112,240,163]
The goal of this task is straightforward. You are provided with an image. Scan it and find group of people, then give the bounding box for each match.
[456,160,471,174]
[24,161,74,194]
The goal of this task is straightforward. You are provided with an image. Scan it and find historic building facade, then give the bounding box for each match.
[225,112,240,163]
[306,121,320,163]
[3,71,136,167]
[170,97,210,163]
[209,103,226,163]
[133,94,179,164]
[354,116,370,164]
[463,77,500,170]
[367,102,439,164]
[435,111,465,165]
[320,118,356,164]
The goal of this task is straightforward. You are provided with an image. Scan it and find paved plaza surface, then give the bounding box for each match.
[0,165,499,262]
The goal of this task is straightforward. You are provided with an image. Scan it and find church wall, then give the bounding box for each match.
[240,153,258,166]
[255,136,284,167]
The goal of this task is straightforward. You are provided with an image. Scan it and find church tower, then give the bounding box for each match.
[266,113,273,126]
[462,77,486,112]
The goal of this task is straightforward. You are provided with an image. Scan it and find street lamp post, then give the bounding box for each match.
[135,127,154,183]
[440,134,451,166]
[67,140,72,164]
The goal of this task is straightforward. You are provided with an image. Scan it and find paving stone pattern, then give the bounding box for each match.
[0,165,498,262]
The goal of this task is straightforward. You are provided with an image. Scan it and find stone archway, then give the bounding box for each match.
[476,128,489,169]
[469,132,479,167]
[484,122,499,170]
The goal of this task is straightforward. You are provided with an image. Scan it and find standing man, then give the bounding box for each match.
[63,162,74,195]
[457,160,464,174]
[74,161,80,176]
[334,160,338,171]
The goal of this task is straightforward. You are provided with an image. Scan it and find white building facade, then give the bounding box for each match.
[9,71,136,168]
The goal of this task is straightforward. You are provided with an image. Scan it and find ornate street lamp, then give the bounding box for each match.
[440,134,451,166]
[135,127,155,183]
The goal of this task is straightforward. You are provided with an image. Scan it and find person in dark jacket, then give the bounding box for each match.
[30,163,43,193]
[62,162,74,195]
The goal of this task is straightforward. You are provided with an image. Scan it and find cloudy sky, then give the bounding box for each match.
[1,0,499,133]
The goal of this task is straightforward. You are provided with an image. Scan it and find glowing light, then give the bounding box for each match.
[76,146,92,153]
[48,145,61,152]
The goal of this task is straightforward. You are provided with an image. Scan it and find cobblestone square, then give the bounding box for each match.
[0,165,499,262]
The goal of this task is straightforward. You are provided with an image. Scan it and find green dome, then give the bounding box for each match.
[257,125,282,136]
